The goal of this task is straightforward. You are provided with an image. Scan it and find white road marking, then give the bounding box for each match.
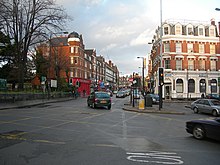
[127,151,184,164]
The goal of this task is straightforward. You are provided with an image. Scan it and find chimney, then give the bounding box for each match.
[218,22,220,36]
[211,18,215,26]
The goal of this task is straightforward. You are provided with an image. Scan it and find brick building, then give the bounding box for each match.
[37,31,119,95]
[149,19,220,99]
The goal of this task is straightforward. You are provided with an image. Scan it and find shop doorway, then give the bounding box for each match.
[165,85,171,100]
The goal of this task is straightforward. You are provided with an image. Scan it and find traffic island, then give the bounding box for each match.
[122,105,185,115]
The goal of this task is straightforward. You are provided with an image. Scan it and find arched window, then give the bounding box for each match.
[176,79,183,93]
[199,79,206,93]
[188,79,195,93]
[211,79,217,93]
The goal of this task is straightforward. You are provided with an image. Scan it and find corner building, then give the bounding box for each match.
[149,19,220,99]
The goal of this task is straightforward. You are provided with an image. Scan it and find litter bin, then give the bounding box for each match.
[145,95,152,107]
[138,98,145,110]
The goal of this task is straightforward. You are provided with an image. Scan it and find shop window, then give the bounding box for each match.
[199,79,206,93]
[188,79,195,93]
[176,79,183,93]
[211,79,217,93]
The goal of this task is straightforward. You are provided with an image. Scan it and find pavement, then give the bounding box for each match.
[0,97,74,110]
[0,97,191,115]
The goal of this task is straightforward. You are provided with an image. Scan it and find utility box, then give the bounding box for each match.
[145,95,153,107]
[139,98,145,110]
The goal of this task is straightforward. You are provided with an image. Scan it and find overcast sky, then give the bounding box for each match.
[57,0,220,76]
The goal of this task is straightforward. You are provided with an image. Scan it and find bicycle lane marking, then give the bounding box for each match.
[126,151,184,164]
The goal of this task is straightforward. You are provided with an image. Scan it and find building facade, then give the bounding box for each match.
[149,19,220,99]
[38,31,119,96]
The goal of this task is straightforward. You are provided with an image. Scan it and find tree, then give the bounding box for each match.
[0,0,70,90]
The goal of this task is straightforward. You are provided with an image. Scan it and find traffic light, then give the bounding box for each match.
[158,67,164,86]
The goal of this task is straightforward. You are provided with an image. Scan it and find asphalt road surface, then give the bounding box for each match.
[0,96,219,165]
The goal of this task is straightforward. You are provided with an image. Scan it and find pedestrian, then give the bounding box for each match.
[201,93,205,98]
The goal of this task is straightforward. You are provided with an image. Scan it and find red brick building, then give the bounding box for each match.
[149,19,220,99]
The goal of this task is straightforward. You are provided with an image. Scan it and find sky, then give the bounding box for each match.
[57,0,220,76]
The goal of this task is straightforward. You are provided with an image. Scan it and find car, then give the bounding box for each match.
[147,94,159,104]
[190,99,220,117]
[186,118,220,141]
[87,91,111,109]
[206,94,220,100]
[116,91,126,98]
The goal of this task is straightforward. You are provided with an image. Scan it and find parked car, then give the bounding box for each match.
[186,118,220,141]
[87,91,111,109]
[206,94,220,100]
[147,94,159,104]
[116,91,126,98]
[190,99,220,117]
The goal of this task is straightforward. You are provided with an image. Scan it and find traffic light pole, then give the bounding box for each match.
[159,85,163,110]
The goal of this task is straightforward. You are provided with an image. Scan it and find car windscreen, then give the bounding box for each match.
[95,93,110,98]
[211,100,220,106]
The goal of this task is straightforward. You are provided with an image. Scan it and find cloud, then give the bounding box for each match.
[130,29,155,46]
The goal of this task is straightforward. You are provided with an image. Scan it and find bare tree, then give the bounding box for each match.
[0,0,70,90]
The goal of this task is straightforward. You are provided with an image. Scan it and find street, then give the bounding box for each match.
[0,97,219,165]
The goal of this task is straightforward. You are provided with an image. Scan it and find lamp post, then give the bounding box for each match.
[215,8,220,11]
[158,0,163,110]
[137,57,145,95]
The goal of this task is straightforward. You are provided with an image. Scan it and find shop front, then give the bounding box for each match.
[71,78,91,97]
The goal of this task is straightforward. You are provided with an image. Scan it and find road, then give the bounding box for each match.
[0,96,219,165]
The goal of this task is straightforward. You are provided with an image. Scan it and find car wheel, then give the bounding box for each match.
[87,103,90,107]
[108,105,111,110]
[212,110,218,117]
[193,107,199,113]
[193,125,205,140]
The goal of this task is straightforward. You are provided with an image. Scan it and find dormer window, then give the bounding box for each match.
[198,25,204,36]
[209,26,215,37]
[175,24,182,35]
[164,27,169,35]
[187,24,194,35]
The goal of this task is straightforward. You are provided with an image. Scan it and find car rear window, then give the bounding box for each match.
[95,93,110,98]
[211,100,220,105]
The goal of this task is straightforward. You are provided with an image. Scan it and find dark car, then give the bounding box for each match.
[116,91,126,98]
[147,94,159,104]
[186,118,220,141]
[190,99,220,117]
[87,91,111,109]
[206,94,220,100]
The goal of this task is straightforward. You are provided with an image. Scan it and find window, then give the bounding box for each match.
[70,47,74,53]
[199,60,205,70]
[176,79,183,93]
[70,57,74,64]
[176,43,182,53]
[74,57,78,64]
[210,60,216,71]
[164,27,169,35]
[210,28,215,37]
[175,25,182,35]
[210,45,215,54]
[164,59,170,69]
[187,43,193,53]
[199,79,206,93]
[211,79,217,93]
[188,27,193,35]
[199,44,204,54]
[188,79,195,93]
[176,60,182,70]
[164,43,170,52]
[188,60,194,70]
[199,28,204,36]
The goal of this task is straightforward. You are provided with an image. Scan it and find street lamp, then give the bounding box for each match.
[159,0,163,110]
[137,57,145,95]
[215,8,220,11]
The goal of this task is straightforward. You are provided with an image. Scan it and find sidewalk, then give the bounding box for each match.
[0,97,74,110]
[122,101,187,115]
